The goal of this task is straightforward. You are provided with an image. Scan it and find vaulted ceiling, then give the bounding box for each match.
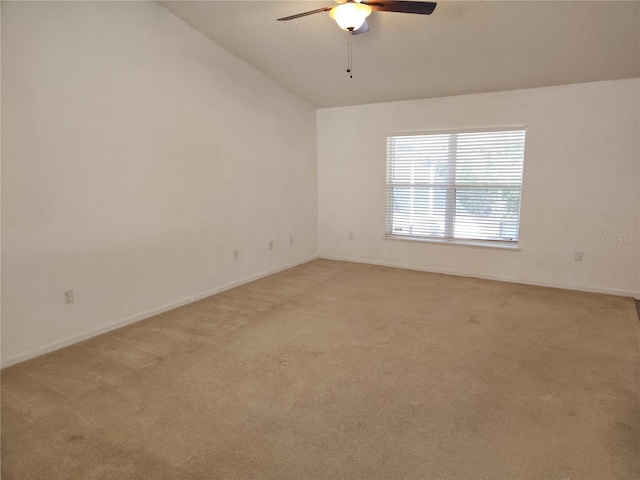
[158,1,640,108]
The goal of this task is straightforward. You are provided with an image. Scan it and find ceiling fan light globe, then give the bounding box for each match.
[329,3,372,31]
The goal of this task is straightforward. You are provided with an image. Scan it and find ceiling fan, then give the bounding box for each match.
[277,0,437,35]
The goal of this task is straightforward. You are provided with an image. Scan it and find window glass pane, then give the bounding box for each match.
[389,135,451,185]
[455,188,521,241]
[389,186,446,238]
[456,131,525,185]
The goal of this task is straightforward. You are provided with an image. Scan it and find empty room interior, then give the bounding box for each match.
[1,1,639,479]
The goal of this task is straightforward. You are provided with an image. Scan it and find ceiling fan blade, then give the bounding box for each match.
[362,1,436,15]
[277,6,334,21]
[351,20,369,35]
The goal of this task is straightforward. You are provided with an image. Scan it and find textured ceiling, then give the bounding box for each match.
[158,1,640,108]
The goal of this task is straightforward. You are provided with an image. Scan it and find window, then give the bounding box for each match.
[386,129,526,247]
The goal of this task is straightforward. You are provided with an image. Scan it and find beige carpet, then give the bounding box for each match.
[2,259,639,479]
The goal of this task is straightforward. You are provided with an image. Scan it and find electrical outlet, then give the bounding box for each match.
[233,249,238,260]
[574,251,583,261]
[64,290,74,304]
[349,232,354,240]
[269,241,273,250]
[289,236,294,245]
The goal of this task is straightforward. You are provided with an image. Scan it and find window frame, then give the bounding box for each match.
[385,127,527,250]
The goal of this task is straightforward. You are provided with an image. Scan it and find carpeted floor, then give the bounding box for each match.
[2,259,639,479]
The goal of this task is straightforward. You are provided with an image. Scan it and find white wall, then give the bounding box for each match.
[1,1,318,366]
[318,79,640,297]
[1,2,3,364]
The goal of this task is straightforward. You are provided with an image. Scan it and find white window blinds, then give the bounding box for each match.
[386,129,526,246]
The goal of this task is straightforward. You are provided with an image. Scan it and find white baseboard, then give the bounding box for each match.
[320,255,640,299]
[1,256,319,369]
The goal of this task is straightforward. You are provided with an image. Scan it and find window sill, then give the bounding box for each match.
[384,234,520,251]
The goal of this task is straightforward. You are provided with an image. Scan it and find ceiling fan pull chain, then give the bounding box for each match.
[347,32,353,79]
